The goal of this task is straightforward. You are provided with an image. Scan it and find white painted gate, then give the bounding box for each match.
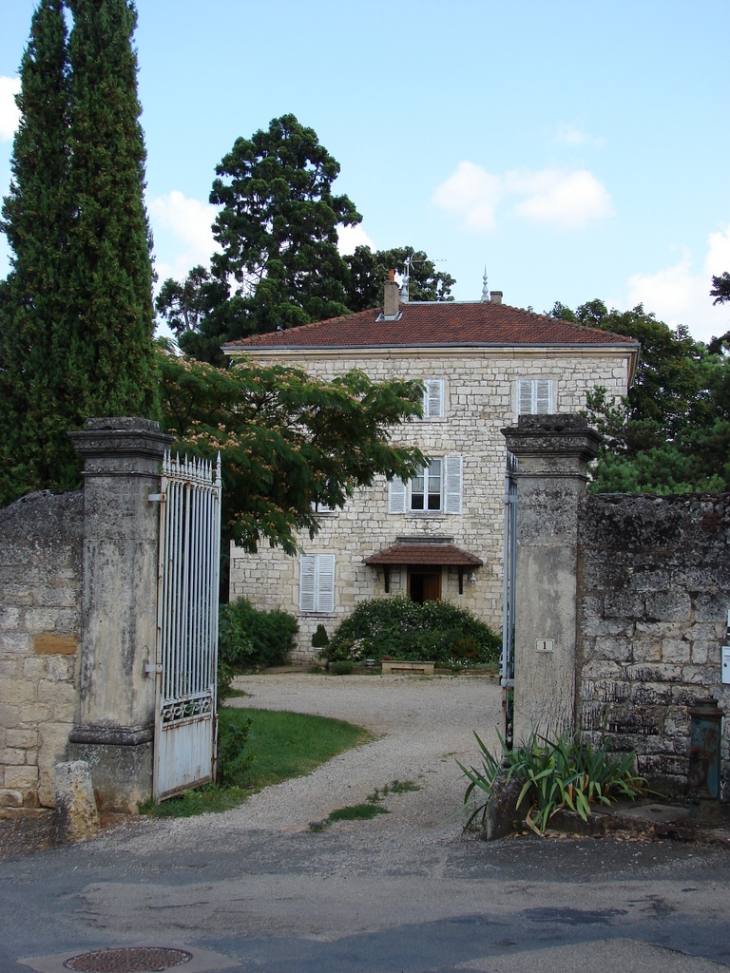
[153,452,222,800]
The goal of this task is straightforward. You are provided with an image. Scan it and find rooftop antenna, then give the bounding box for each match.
[401,253,448,303]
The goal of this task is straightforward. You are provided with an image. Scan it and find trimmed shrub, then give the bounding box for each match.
[311,624,330,649]
[219,598,298,670]
[324,597,500,667]
[330,660,354,675]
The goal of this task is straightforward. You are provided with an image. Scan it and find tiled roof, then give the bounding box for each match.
[224,302,638,350]
[364,543,483,567]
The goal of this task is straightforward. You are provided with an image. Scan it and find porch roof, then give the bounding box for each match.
[363,542,483,568]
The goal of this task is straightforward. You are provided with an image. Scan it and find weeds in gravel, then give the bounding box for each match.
[314,780,421,831]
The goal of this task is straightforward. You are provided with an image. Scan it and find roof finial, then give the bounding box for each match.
[481,267,489,302]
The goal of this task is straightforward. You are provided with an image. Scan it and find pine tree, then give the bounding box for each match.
[0,0,73,503]
[64,0,157,418]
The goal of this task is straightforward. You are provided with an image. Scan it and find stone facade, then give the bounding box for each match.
[576,493,730,797]
[0,490,82,807]
[231,347,631,660]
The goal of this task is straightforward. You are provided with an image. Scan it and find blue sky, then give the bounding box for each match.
[1,0,729,341]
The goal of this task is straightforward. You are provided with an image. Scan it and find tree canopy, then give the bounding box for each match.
[0,0,157,507]
[343,245,455,311]
[157,345,425,554]
[550,299,730,494]
[155,115,457,364]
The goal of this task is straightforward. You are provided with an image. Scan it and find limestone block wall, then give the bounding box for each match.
[231,347,630,660]
[577,493,730,797]
[0,491,83,807]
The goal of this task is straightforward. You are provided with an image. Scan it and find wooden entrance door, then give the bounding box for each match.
[408,568,442,604]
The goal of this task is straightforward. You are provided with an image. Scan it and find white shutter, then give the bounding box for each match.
[424,379,444,418]
[444,455,463,514]
[388,476,407,513]
[300,555,316,612]
[316,555,335,613]
[517,380,533,416]
[535,380,552,414]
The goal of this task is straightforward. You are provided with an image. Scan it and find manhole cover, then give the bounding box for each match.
[63,947,192,972]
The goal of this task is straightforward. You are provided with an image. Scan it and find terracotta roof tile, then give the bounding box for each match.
[364,543,483,567]
[224,302,638,350]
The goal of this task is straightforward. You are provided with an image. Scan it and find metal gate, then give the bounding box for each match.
[501,450,518,748]
[153,452,222,801]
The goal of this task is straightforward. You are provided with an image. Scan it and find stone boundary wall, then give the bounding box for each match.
[0,490,83,807]
[576,493,730,798]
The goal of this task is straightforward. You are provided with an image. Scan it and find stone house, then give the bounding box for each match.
[224,280,639,661]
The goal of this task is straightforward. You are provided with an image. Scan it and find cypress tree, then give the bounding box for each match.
[64,0,157,419]
[0,0,73,503]
[0,0,158,507]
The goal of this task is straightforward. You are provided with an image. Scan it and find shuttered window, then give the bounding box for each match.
[423,379,445,418]
[299,554,336,613]
[388,457,462,514]
[517,379,552,415]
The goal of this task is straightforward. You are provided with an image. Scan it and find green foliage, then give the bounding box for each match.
[1,0,157,507]
[329,660,354,675]
[556,299,730,494]
[157,345,425,553]
[459,732,647,836]
[343,245,456,311]
[710,271,730,306]
[311,624,330,648]
[324,597,501,667]
[216,715,254,787]
[219,597,298,670]
[0,0,74,503]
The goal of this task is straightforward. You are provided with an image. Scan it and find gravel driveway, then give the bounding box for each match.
[219,671,502,835]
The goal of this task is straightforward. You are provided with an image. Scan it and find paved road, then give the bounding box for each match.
[2,674,730,973]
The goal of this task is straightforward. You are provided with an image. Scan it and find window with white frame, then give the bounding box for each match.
[517,379,552,415]
[299,554,335,613]
[388,455,462,514]
[422,379,444,418]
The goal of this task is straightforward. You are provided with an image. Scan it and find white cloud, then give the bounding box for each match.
[148,190,218,285]
[337,223,376,255]
[432,161,502,231]
[0,76,21,142]
[432,162,613,231]
[626,226,730,343]
[512,169,614,228]
[555,123,604,147]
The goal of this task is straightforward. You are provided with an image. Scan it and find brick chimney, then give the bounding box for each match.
[383,269,400,319]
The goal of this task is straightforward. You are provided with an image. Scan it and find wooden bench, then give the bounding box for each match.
[380,660,435,675]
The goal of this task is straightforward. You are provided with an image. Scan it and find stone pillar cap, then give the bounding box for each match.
[502,413,602,461]
[69,417,173,459]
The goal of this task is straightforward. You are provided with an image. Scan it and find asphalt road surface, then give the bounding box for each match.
[2,674,729,973]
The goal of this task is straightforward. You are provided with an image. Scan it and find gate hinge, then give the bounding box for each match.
[145,663,163,675]
[148,493,163,502]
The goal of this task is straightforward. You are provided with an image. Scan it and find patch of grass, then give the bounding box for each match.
[315,779,420,830]
[326,803,389,823]
[141,706,370,819]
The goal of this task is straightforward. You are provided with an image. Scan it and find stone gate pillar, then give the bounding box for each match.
[67,418,172,812]
[502,415,601,744]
